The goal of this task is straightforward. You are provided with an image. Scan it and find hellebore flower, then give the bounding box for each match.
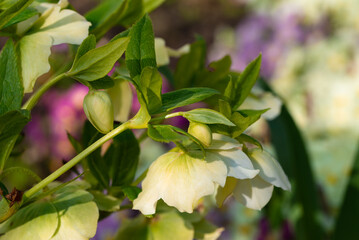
[133,132,260,215]
[216,148,291,210]
[17,0,91,93]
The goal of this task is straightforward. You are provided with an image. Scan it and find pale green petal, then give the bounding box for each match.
[212,149,259,179]
[155,38,170,66]
[215,177,237,207]
[207,133,241,150]
[19,33,53,93]
[107,79,132,122]
[133,151,227,214]
[233,176,274,210]
[249,149,291,191]
[150,211,194,240]
[32,5,91,45]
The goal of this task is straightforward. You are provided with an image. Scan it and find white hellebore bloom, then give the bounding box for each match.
[216,148,291,210]
[133,133,260,215]
[17,0,91,93]
[154,38,190,66]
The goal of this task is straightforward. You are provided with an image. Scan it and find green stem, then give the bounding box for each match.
[24,121,131,199]
[22,73,66,110]
[132,169,148,186]
[150,112,182,123]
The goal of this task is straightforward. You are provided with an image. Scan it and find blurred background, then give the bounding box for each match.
[10,0,359,239]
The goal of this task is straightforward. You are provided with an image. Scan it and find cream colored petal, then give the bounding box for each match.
[212,149,259,179]
[233,176,274,210]
[155,38,170,66]
[19,33,53,93]
[107,79,132,122]
[133,151,227,215]
[249,149,291,191]
[207,133,241,150]
[33,5,91,45]
[215,177,237,207]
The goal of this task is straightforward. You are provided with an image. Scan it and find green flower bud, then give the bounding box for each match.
[188,122,212,147]
[83,90,114,133]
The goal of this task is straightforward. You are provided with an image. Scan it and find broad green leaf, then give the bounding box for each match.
[232,54,262,109]
[0,110,30,170]
[0,40,23,115]
[73,34,96,64]
[126,15,156,78]
[2,7,38,29]
[66,132,82,154]
[333,140,359,239]
[88,75,115,90]
[231,109,268,138]
[122,186,141,201]
[268,105,324,239]
[174,38,206,89]
[218,99,232,119]
[0,183,99,239]
[104,129,140,187]
[182,108,235,126]
[158,87,219,113]
[147,125,188,143]
[68,37,129,81]
[107,78,132,123]
[139,67,162,113]
[142,0,165,13]
[89,190,121,212]
[85,0,127,39]
[116,211,194,240]
[0,0,34,30]
[117,0,143,27]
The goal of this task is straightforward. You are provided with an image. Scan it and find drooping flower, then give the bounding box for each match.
[17,0,91,93]
[216,148,291,210]
[133,133,260,215]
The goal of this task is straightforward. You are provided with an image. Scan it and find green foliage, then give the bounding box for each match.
[232,54,262,109]
[87,75,115,90]
[182,108,235,126]
[0,40,23,115]
[148,125,188,143]
[236,133,263,150]
[0,0,35,30]
[159,87,219,113]
[0,110,30,170]
[333,140,359,239]
[122,186,141,201]
[138,67,162,113]
[68,37,129,81]
[231,109,268,138]
[2,7,38,29]
[126,15,156,79]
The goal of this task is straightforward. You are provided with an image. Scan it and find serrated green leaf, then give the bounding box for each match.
[0,40,23,115]
[85,0,127,39]
[88,75,115,90]
[182,108,235,126]
[2,7,38,29]
[233,54,262,109]
[126,15,156,78]
[73,34,96,64]
[333,140,359,239]
[104,129,140,187]
[158,87,219,113]
[231,109,268,138]
[0,110,30,170]
[147,125,188,143]
[174,38,206,89]
[68,37,129,81]
[0,0,34,30]
[139,67,162,113]
[122,186,141,201]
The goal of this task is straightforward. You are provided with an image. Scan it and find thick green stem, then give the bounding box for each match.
[24,121,131,199]
[22,73,66,110]
[150,112,182,123]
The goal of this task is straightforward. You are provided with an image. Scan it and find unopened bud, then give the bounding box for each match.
[188,122,212,147]
[83,90,114,133]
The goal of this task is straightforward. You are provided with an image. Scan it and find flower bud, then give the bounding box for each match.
[83,90,114,133]
[188,122,212,147]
